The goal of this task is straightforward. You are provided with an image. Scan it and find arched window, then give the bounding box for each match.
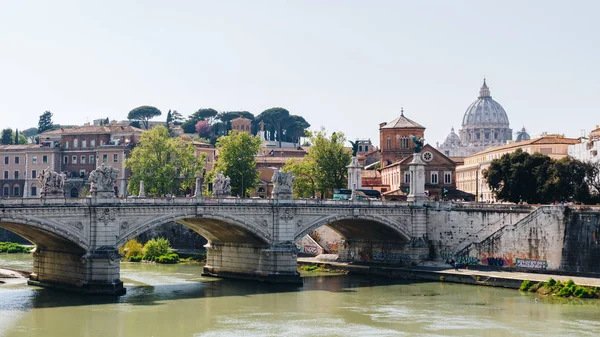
[386,138,391,149]
[13,184,20,196]
[70,188,79,198]
[74,138,79,148]
[2,184,9,196]
[65,141,69,149]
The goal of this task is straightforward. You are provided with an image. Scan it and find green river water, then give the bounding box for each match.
[1,253,600,337]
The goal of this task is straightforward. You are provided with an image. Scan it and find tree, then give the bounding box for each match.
[126,126,204,196]
[485,150,594,204]
[211,131,261,197]
[257,108,289,147]
[283,130,351,198]
[13,129,26,144]
[195,120,212,138]
[129,121,141,129]
[282,115,310,143]
[127,106,162,130]
[282,157,318,198]
[104,117,110,125]
[171,110,183,125]
[38,111,54,133]
[1,128,13,145]
[182,108,219,134]
[166,110,173,127]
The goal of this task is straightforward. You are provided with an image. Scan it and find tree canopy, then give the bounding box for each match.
[484,149,596,204]
[38,111,54,134]
[127,106,162,130]
[1,128,13,145]
[283,130,351,198]
[125,126,204,197]
[211,131,261,197]
[257,107,289,147]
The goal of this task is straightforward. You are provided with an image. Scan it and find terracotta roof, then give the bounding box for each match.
[380,112,425,129]
[40,125,144,136]
[0,144,40,150]
[468,136,580,156]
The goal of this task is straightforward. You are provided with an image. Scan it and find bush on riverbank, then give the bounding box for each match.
[0,242,30,253]
[143,237,171,261]
[119,239,144,261]
[520,278,600,299]
[298,264,347,274]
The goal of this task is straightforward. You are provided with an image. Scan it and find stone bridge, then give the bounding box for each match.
[0,197,436,295]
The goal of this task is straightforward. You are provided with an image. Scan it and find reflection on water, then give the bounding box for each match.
[1,254,600,337]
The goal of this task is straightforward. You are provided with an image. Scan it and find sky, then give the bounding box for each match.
[1,1,599,146]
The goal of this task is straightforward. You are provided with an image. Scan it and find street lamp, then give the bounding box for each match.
[238,157,244,198]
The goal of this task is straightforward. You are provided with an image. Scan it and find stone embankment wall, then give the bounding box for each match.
[426,204,532,261]
[560,209,600,275]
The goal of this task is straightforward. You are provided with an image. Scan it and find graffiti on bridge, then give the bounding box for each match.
[486,257,505,267]
[515,258,548,270]
[296,244,320,255]
[455,256,479,265]
[326,242,340,254]
[372,252,412,263]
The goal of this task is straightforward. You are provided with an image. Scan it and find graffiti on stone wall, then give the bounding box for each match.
[440,251,456,260]
[455,255,479,265]
[515,258,548,270]
[295,243,320,255]
[372,252,412,263]
[326,242,340,254]
[485,257,505,267]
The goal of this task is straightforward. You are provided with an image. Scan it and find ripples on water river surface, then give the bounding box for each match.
[1,254,600,337]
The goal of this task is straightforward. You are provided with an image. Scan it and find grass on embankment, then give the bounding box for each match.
[298,264,348,274]
[0,242,30,254]
[520,278,600,299]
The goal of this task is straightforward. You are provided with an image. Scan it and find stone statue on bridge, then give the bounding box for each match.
[90,164,120,198]
[272,170,294,200]
[212,172,231,198]
[38,167,66,198]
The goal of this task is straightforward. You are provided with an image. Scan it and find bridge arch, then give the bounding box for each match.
[117,212,272,248]
[0,216,89,253]
[295,213,412,244]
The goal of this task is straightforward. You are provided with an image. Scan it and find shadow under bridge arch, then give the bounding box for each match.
[0,216,88,253]
[295,214,412,244]
[117,212,272,248]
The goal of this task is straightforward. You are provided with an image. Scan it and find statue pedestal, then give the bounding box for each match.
[271,171,294,200]
[407,153,427,206]
[346,156,362,192]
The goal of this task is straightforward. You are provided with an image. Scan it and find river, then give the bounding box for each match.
[1,254,600,337]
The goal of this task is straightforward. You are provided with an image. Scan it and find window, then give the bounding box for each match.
[72,156,77,164]
[31,186,37,196]
[91,139,96,147]
[79,169,86,178]
[430,172,438,184]
[102,154,108,163]
[31,170,37,179]
[81,155,86,164]
[365,146,369,152]
[74,138,78,148]
[13,184,20,196]
[4,156,8,165]
[113,154,118,163]
[32,156,38,164]
[401,137,409,149]
[444,171,452,184]
[3,185,9,196]
[64,156,69,164]
[89,155,95,164]
[14,156,20,164]
[3,171,8,179]
[42,155,48,164]
[386,138,391,149]
[404,172,411,184]
[82,139,87,148]
[358,145,363,152]
[100,140,104,146]
[13,171,19,179]
[65,141,69,148]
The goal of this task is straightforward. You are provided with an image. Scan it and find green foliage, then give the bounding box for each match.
[1,128,13,145]
[126,126,204,196]
[13,129,27,144]
[257,107,289,146]
[119,239,144,261]
[79,186,90,197]
[38,111,54,134]
[142,237,172,261]
[0,242,30,253]
[128,255,143,262]
[155,253,179,264]
[485,149,596,203]
[284,129,351,198]
[129,120,141,128]
[127,106,162,130]
[212,131,261,197]
[521,278,599,299]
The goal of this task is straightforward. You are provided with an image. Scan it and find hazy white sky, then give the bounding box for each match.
[1,1,598,145]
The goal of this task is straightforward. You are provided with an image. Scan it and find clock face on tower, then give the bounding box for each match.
[422,151,433,162]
